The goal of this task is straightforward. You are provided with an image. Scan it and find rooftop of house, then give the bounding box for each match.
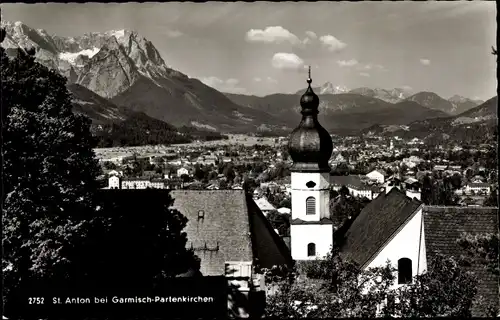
[255,197,276,211]
[96,189,293,276]
[369,169,387,176]
[340,188,422,268]
[330,175,364,189]
[423,206,499,315]
[467,182,490,188]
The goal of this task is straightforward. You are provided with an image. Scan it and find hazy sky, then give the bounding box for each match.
[2,2,497,99]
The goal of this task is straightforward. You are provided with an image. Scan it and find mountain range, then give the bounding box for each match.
[1,20,288,134]
[224,92,453,135]
[296,83,484,114]
[1,20,493,140]
[362,96,498,144]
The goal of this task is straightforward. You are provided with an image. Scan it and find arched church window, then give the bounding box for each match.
[306,197,316,215]
[307,243,316,257]
[398,257,412,284]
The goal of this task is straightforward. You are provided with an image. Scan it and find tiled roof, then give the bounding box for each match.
[404,177,419,185]
[423,206,499,315]
[330,175,364,189]
[468,183,490,188]
[95,190,293,276]
[340,188,422,268]
[170,190,293,274]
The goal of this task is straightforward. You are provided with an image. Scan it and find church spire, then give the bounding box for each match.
[287,66,333,172]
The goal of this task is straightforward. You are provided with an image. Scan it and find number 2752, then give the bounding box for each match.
[29,297,44,304]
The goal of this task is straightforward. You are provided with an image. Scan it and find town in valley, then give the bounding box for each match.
[2,1,498,319]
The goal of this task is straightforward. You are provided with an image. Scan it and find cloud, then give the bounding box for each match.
[319,35,347,52]
[359,72,370,77]
[363,63,386,71]
[305,31,317,39]
[165,30,183,38]
[272,52,305,71]
[302,31,319,45]
[337,59,359,67]
[245,26,301,45]
[200,76,247,94]
[420,58,431,66]
[253,77,262,82]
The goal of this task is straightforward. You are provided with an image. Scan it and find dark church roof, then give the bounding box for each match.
[423,206,499,315]
[288,67,333,173]
[170,190,293,274]
[340,188,422,267]
[96,189,293,276]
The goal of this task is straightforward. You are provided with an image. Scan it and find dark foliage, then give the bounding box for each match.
[1,32,200,317]
[93,112,192,147]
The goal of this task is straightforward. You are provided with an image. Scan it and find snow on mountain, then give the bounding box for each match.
[348,87,414,103]
[1,20,173,97]
[1,20,290,132]
[58,47,100,66]
[295,81,349,95]
[106,29,125,40]
[318,82,349,94]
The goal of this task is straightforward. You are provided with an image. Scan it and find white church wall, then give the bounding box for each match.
[365,207,424,290]
[291,224,333,260]
[418,217,427,274]
[291,172,330,190]
[291,172,330,221]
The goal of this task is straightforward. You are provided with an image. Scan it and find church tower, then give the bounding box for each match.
[288,67,334,260]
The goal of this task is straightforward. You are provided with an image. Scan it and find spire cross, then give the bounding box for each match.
[307,65,312,84]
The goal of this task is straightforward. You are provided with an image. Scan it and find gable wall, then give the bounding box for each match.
[366,208,424,289]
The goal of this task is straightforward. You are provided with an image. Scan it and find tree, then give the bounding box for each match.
[457,232,499,276]
[2,35,101,306]
[103,161,118,171]
[483,188,499,207]
[395,255,479,317]
[223,165,236,183]
[1,32,201,315]
[266,211,290,236]
[265,245,396,318]
[264,246,480,318]
[71,191,201,290]
[219,179,228,189]
[194,165,205,181]
[450,173,462,190]
[180,173,191,183]
[278,198,291,209]
[339,185,350,198]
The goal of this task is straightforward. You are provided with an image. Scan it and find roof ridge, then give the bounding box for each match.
[424,205,499,210]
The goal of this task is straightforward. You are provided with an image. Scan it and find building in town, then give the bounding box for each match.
[288,69,334,261]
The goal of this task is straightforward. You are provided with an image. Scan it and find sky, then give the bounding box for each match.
[2,2,497,100]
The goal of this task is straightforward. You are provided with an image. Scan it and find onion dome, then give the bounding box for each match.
[288,66,333,172]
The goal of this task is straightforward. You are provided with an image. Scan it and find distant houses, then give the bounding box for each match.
[366,169,386,184]
[330,175,380,200]
[109,176,183,190]
[255,197,276,216]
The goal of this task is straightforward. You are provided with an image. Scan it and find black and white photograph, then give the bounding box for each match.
[1,1,498,319]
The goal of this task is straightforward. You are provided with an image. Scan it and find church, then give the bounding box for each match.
[287,69,499,315]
